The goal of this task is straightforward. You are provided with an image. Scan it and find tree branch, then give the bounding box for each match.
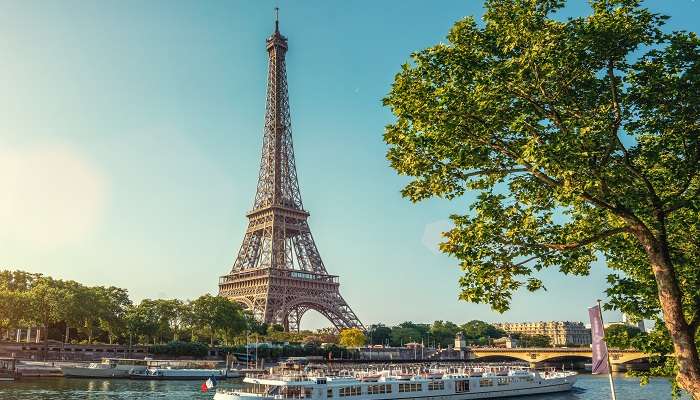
[663,186,700,214]
[666,138,700,207]
[607,61,623,134]
[453,120,654,238]
[488,138,621,213]
[539,227,630,251]
[508,254,550,269]
[458,168,528,179]
[608,60,662,210]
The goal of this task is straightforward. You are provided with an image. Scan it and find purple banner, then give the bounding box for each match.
[588,305,610,374]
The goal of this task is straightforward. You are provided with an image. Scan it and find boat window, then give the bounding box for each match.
[479,379,493,387]
[367,384,391,394]
[327,388,333,397]
[455,380,470,393]
[338,386,361,397]
[497,378,512,386]
[428,381,444,391]
[281,387,313,398]
[398,383,421,393]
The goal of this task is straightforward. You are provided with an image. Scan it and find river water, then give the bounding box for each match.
[0,374,686,399]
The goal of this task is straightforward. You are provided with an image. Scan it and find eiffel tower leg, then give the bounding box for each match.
[319,293,364,331]
[287,306,308,333]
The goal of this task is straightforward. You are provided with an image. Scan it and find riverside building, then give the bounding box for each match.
[493,322,591,347]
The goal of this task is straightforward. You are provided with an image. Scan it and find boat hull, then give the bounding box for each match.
[130,369,228,381]
[60,367,134,379]
[130,374,228,381]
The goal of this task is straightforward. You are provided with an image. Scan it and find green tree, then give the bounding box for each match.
[390,322,427,346]
[60,280,91,343]
[461,320,505,344]
[125,301,160,345]
[513,333,552,348]
[0,289,29,340]
[430,320,461,348]
[605,324,643,349]
[384,0,700,395]
[190,295,246,346]
[0,270,41,291]
[0,270,40,340]
[314,327,339,344]
[96,286,132,344]
[150,299,189,342]
[339,328,367,348]
[78,286,105,343]
[27,278,70,358]
[215,300,246,345]
[367,324,392,346]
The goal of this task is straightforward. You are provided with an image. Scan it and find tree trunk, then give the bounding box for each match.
[645,240,700,399]
[42,323,49,361]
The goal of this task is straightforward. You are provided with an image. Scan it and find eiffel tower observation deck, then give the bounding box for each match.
[218,11,363,332]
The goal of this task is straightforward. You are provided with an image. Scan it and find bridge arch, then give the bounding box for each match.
[472,354,532,363]
[538,355,591,362]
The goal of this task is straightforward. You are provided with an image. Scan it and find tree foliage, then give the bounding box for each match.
[605,323,642,349]
[339,328,367,348]
[0,270,248,348]
[461,320,507,345]
[512,333,552,348]
[367,324,392,346]
[384,0,700,395]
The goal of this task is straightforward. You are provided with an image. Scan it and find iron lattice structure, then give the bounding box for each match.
[218,18,363,332]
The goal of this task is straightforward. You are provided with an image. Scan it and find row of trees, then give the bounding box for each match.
[1,270,555,352]
[0,270,248,348]
[366,320,551,348]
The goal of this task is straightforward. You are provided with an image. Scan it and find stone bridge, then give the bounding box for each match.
[466,347,649,371]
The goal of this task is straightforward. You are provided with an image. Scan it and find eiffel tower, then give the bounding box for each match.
[218,12,363,332]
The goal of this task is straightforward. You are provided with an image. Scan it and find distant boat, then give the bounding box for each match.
[0,358,17,381]
[61,358,149,378]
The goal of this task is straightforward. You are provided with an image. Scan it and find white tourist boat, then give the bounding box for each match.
[213,367,577,400]
[60,358,149,378]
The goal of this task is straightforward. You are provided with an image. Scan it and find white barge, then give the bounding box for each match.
[61,358,148,378]
[214,368,577,400]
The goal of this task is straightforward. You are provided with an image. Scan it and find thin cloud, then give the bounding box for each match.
[0,143,108,248]
[421,219,453,255]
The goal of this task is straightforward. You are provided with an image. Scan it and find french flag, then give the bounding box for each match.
[201,376,217,393]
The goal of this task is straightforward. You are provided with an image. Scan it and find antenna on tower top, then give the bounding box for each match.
[275,7,279,32]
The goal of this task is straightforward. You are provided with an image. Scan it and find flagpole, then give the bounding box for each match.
[597,299,618,400]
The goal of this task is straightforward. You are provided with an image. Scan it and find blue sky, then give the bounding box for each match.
[1,0,697,330]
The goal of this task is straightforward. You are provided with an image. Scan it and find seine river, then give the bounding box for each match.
[0,374,687,399]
